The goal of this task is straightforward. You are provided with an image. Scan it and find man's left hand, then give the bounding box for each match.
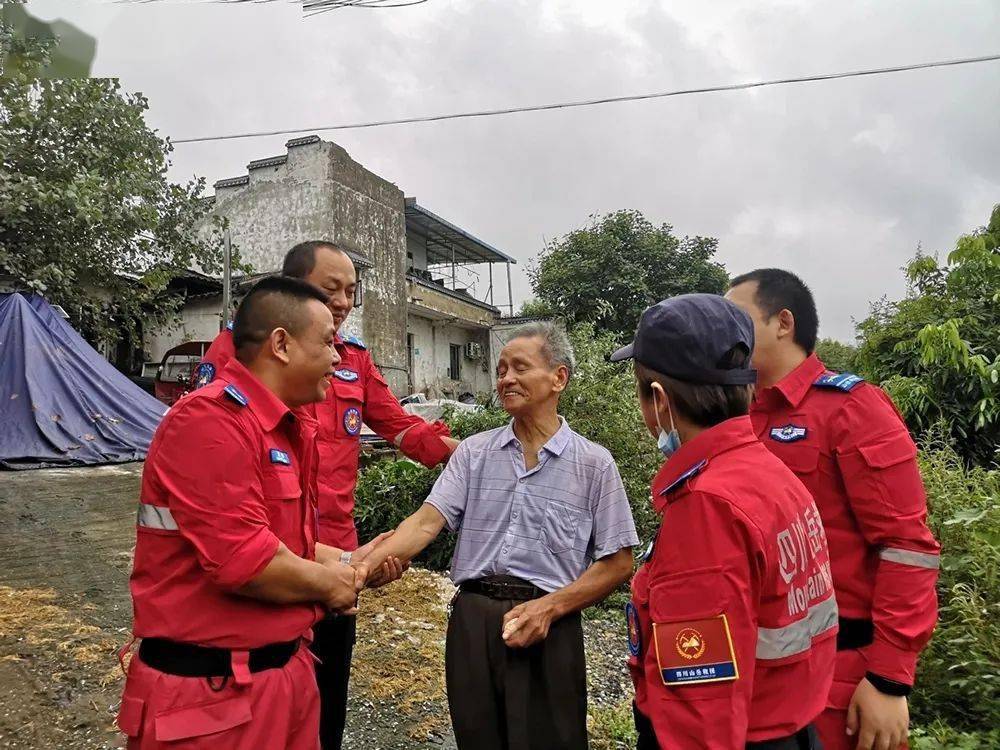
[846,677,909,750]
[501,598,558,648]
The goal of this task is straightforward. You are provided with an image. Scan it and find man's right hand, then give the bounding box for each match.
[325,561,368,614]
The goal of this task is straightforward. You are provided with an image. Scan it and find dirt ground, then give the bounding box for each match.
[0,464,632,749]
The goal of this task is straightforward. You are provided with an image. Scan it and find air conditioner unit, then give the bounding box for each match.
[464,342,483,360]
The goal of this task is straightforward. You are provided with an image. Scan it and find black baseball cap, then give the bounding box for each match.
[610,293,757,385]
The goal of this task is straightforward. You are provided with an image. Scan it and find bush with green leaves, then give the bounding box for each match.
[909,428,1000,739]
[353,459,454,571]
[855,205,1000,467]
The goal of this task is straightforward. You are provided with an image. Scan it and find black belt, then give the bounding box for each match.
[746,724,820,750]
[460,576,546,601]
[836,617,874,651]
[138,637,299,678]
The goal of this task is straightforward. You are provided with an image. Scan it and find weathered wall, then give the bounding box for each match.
[407,314,491,398]
[208,138,408,392]
[146,297,224,365]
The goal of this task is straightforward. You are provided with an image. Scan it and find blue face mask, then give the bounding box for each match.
[655,394,682,458]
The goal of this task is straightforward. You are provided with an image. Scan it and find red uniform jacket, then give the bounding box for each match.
[749,355,940,691]
[193,327,452,549]
[131,359,324,649]
[629,416,837,748]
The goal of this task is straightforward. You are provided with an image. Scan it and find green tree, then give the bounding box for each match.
[528,210,728,339]
[0,26,228,355]
[855,205,1000,466]
[814,337,858,373]
[515,298,555,319]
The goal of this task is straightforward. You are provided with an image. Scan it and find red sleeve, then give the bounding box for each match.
[153,399,280,590]
[644,493,765,749]
[832,386,940,685]
[360,354,453,467]
[190,330,235,390]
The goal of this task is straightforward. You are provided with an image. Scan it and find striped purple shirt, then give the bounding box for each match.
[424,418,638,592]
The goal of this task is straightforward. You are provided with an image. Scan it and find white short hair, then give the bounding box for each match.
[508,321,575,379]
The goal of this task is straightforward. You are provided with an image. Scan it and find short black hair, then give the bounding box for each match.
[729,268,818,353]
[233,276,329,363]
[282,241,346,279]
[636,346,754,428]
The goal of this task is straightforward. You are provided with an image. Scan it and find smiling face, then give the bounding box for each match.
[495,335,568,418]
[303,247,357,333]
[281,298,339,405]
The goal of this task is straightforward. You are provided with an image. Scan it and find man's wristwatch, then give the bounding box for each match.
[340,551,352,565]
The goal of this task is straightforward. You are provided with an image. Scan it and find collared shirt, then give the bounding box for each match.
[194,328,452,550]
[424,417,638,592]
[629,416,837,746]
[750,353,939,686]
[131,359,324,649]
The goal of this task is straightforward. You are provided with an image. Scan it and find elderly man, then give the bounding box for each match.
[364,322,638,750]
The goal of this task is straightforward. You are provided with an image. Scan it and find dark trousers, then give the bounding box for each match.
[310,613,357,750]
[633,702,822,750]
[445,589,588,750]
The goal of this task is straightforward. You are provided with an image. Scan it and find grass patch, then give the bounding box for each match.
[588,698,637,750]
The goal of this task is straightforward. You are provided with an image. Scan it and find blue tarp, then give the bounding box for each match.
[0,292,167,469]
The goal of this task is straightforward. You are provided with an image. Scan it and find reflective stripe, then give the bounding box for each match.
[137,503,178,531]
[756,595,838,660]
[879,547,940,570]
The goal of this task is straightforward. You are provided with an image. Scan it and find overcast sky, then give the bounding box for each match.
[25,0,1000,341]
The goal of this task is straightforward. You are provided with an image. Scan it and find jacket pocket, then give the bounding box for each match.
[116,695,145,737]
[542,500,588,555]
[771,443,820,477]
[154,693,252,741]
[261,469,301,500]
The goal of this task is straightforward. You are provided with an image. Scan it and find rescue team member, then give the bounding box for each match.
[117,276,380,749]
[726,270,940,750]
[193,241,458,749]
[362,322,639,750]
[611,294,837,750]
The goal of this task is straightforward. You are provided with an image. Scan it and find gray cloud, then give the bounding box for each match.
[25,0,1000,340]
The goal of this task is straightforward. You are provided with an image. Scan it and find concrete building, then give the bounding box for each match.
[146,136,517,400]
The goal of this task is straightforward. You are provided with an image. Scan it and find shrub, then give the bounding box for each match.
[910,429,1000,737]
[353,459,453,571]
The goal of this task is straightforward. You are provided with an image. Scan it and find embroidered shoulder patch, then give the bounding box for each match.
[660,459,709,497]
[341,334,366,350]
[269,448,291,466]
[769,424,807,443]
[813,372,864,392]
[653,614,739,686]
[223,384,249,407]
[333,368,359,382]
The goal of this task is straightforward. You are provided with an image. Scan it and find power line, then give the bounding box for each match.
[172,52,1000,145]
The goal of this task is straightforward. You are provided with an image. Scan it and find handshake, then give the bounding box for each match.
[320,531,407,614]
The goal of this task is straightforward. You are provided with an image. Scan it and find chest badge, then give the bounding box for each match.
[269,448,292,466]
[626,602,642,657]
[770,424,808,443]
[343,407,362,436]
[333,369,359,382]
